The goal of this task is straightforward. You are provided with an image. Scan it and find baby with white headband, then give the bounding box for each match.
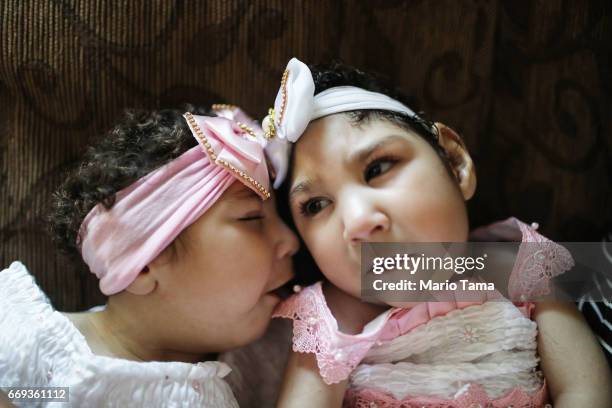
[0,105,304,407]
[266,59,612,407]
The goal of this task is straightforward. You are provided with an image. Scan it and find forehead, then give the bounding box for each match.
[206,182,261,214]
[291,114,415,176]
[225,180,260,200]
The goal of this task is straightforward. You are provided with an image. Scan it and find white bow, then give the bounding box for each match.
[263,58,418,188]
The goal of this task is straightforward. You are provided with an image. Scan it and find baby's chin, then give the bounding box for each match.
[229,317,270,349]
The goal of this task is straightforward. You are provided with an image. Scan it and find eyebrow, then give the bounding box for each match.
[289,134,408,202]
[289,179,313,203]
[346,134,409,165]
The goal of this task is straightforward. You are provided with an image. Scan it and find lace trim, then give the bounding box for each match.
[344,381,549,408]
[273,282,382,384]
[508,218,575,301]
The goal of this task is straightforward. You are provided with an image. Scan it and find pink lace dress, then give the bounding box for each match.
[274,218,574,408]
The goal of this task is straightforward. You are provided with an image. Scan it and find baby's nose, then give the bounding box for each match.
[342,204,390,243]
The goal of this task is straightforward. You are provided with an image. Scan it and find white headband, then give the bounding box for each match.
[263,58,418,188]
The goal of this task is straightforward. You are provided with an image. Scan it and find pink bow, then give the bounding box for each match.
[185,107,270,198]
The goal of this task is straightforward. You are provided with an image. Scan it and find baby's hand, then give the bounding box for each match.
[277,351,347,408]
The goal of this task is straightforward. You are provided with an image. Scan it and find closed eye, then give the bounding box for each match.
[238,209,265,221]
[239,215,264,221]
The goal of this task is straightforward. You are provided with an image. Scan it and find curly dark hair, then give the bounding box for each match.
[48,105,211,259]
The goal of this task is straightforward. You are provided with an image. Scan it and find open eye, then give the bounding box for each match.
[299,197,331,217]
[364,156,398,182]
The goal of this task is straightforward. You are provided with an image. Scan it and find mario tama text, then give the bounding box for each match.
[372,279,495,291]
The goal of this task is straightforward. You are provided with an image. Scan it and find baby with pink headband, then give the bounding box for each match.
[265,59,612,407]
[0,105,301,407]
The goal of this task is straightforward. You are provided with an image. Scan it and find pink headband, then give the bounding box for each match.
[78,107,271,295]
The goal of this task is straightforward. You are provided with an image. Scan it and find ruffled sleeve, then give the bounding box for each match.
[273,282,394,384]
[72,359,238,407]
[0,261,67,388]
[471,217,575,301]
[511,218,574,301]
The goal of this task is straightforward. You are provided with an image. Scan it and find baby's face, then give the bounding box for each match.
[151,182,298,352]
[289,114,471,299]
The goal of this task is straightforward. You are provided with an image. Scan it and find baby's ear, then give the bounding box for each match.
[124,266,157,295]
[435,122,477,200]
[126,241,176,295]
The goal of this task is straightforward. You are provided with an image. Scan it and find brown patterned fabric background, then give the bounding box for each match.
[1,0,610,311]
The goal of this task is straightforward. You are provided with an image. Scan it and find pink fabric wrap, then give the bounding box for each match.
[79,109,270,295]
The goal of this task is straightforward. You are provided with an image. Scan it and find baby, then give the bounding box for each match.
[266,59,612,407]
[0,105,299,407]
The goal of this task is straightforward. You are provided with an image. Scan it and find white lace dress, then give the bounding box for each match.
[0,261,239,408]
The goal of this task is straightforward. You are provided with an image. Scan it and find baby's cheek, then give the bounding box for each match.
[396,185,468,241]
[310,225,354,283]
[425,200,469,241]
[317,253,361,298]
